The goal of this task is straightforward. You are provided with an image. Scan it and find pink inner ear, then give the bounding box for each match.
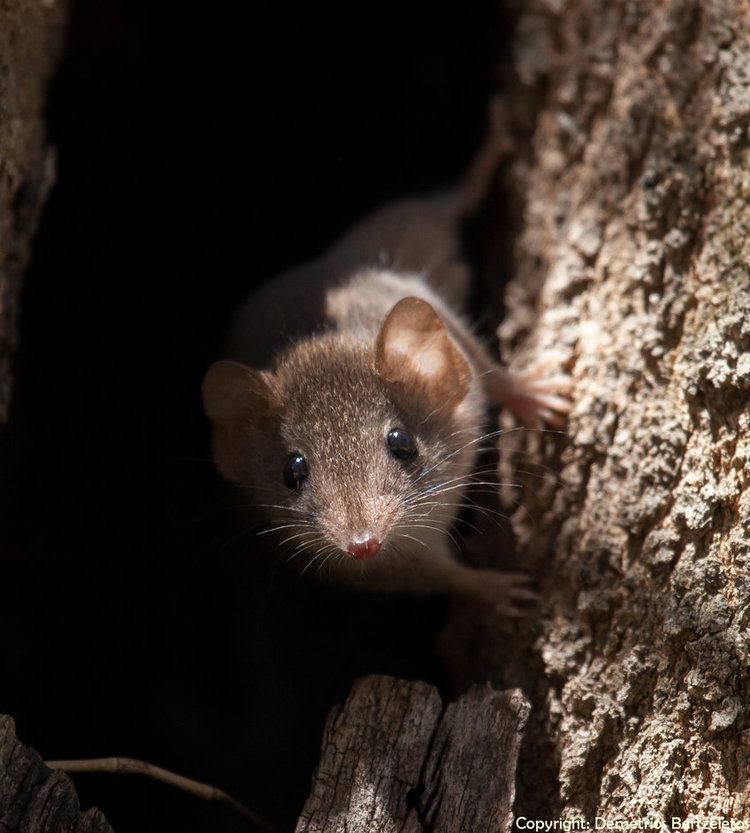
[388,329,446,380]
[376,297,472,406]
[411,339,448,380]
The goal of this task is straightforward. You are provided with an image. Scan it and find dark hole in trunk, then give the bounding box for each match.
[0,2,517,831]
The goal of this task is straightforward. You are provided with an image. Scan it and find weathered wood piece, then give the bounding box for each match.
[295,675,529,833]
[0,0,64,423]
[0,715,114,833]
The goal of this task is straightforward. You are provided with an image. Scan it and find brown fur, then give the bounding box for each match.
[203,195,567,608]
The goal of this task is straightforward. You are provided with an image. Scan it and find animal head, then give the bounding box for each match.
[202,297,484,574]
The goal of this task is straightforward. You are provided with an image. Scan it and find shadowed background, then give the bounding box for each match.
[0,2,506,830]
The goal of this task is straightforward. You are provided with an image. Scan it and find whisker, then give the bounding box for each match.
[251,503,307,514]
[300,548,329,577]
[414,428,507,482]
[277,529,318,547]
[216,523,262,554]
[394,532,429,550]
[316,546,341,574]
[416,424,565,485]
[257,521,313,537]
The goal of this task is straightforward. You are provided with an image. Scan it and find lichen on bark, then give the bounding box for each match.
[479,0,750,822]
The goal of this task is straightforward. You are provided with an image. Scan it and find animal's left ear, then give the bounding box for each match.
[201,360,277,484]
[375,297,472,408]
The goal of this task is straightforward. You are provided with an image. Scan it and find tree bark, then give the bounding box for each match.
[445,0,750,823]
[0,716,114,832]
[296,675,529,833]
[0,0,63,423]
[0,4,110,829]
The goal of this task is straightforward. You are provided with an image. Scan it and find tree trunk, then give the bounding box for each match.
[0,716,113,832]
[296,675,529,833]
[0,3,111,829]
[0,0,63,423]
[447,0,750,823]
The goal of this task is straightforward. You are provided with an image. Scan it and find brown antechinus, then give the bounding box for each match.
[203,189,569,613]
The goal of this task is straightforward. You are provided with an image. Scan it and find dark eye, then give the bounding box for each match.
[283,453,309,489]
[386,428,417,461]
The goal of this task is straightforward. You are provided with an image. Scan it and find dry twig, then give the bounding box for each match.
[46,757,275,833]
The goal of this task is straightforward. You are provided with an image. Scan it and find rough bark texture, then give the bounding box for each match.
[0,0,63,423]
[295,675,529,833]
[459,0,750,823]
[0,716,114,832]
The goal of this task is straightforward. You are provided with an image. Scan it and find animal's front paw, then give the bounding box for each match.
[459,569,538,618]
[500,353,572,428]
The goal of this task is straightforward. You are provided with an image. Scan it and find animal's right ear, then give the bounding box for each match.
[202,361,276,484]
[375,297,472,410]
[202,360,274,425]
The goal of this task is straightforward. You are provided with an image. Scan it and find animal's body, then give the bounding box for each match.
[203,193,568,612]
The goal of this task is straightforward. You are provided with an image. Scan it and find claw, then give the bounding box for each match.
[458,569,539,617]
[507,587,540,601]
[498,362,573,428]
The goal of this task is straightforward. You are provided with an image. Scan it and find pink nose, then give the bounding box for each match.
[347,537,381,560]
